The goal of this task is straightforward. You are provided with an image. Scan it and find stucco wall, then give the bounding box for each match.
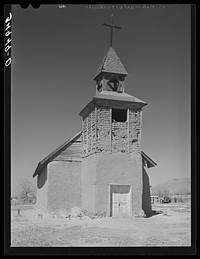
[95,152,143,216]
[81,155,96,211]
[142,167,152,217]
[82,152,143,216]
[47,161,81,213]
[36,166,48,211]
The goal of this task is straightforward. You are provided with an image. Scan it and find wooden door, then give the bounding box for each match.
[110,185,131,217]
[112,192,119,217]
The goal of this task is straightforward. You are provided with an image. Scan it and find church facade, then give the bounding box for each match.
[33,45,156,217]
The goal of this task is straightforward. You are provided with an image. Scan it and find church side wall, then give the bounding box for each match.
[47,161,82,213]
[81,155,97,212]
[142,167,152,217]
[36,166,48,211]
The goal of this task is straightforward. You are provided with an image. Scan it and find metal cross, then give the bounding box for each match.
[102,14,122,47]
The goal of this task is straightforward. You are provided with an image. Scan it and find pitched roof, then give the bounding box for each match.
[33,131,156,178]
[94,47,128,80]
[33,131,82,178]
[95,91,147,105]
[142,151,157,168]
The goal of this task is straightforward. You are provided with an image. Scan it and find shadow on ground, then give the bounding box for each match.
[145,210,163,218]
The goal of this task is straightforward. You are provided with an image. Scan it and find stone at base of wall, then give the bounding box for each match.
[134,209,145,218]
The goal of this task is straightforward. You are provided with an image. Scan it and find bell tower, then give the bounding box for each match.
[79,16,147,217]
[94,47,128,94]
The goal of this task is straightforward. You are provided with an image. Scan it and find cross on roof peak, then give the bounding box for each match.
[102,14,122,47]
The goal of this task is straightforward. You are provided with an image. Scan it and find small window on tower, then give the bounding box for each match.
[97,79,103,92]
[112,108,127,122]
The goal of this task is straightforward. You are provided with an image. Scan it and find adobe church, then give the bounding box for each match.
[33,17,156,217]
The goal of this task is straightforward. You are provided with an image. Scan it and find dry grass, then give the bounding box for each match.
[11,202,191,247]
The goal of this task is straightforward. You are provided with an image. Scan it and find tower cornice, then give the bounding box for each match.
[79,92,147,119]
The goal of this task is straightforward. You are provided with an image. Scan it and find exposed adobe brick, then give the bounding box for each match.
[83,118,87,155]
[82,109,96,156]
[96,106,111,152]
[111,121,128,153]
[129,108,142,154]
[82,106,142,156]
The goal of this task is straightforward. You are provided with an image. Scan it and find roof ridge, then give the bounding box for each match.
[33,130,156,178]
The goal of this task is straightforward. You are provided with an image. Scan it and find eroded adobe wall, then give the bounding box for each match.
[96,106,111,152]
[47,161,81,213]
[129,109,142,154]
[82,108,96,156]
[82,106,112,155]
[96,107,142,154]
[82,106,142,155]
[112,121,128,152]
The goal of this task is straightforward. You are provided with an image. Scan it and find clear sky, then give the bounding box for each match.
[11,4,191,194]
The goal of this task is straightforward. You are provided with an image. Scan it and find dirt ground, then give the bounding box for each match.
[11,203,191,247]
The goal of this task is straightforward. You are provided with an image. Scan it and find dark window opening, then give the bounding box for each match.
[97,79,103,92]
[132,139,138,143]
[97,84,102,92]
[112,108,127,122]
